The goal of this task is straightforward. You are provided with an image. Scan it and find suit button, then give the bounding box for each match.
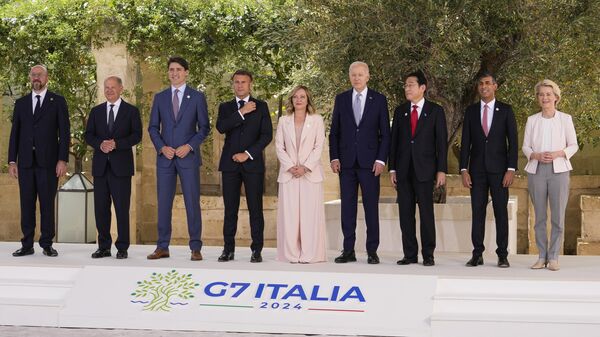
[485,140,488,143]
[411,140,414,144]
[356,128,359,132]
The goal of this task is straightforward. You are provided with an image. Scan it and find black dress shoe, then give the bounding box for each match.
[466,255,484,267]
[396,257,418,265]
[334,250,357,263]
[367,251,380,264]
[91,248,111,259]
[43,247,58,257]
[498,257,510,268]
[218,251,235,262]
[12,247,34,257]
[250,251,262,263]
[423,257,435,266]
[116,250,128,259]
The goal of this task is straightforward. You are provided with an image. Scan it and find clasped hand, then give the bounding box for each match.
[100,139,116,153]
[288,165,309,178]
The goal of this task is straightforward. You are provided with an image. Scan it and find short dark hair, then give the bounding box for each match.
[405,70,427,88]
[231,69,253,82]
[476,70,497,83]
[167,56,189,71]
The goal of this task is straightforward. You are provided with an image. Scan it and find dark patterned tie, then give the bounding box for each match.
[34,95,41,115]
[108,104,115,133]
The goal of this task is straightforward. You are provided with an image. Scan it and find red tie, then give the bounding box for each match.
[411,105,418,137]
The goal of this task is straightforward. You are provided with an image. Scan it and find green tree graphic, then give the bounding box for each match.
[131,270,199,312]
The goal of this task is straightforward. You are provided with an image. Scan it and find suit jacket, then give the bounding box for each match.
[148,86,210,168]
[8,91,70,168]
[328,88,390,168]
[216,97,273,173]
[84,99,142,177]
[275,114,325,184]
[459,100,518,174]
[389,99,448,182]
[522,110,578,174]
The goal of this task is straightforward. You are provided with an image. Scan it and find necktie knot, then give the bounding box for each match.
[238,100,245,108]
[35,95,41,100]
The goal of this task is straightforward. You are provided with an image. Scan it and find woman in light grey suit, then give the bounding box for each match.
[522,79,578,271]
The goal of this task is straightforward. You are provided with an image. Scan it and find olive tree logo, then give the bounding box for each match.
[130,270,199,312]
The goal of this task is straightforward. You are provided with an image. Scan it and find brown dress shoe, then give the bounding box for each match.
[191,250,203,261]
[147,248,170,260]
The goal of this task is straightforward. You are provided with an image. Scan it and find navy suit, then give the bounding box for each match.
[459,100,518,258]
[85,99,142,251]
[389,100,448,260]
[216,97,273,253]
[329,88,390,252]
[8,91,70,249]
[148,86,210,251]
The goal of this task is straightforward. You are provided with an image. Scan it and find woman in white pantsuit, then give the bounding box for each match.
[522,79,578,271]
[275,85,327,263]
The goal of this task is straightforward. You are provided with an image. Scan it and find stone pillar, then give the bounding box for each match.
[577,195,600,255]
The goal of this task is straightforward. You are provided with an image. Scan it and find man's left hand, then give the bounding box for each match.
[56,160,67,177]
[435,172,446,188]
[372,162,384,176]
[175,145,192,158]
[232,152,250,163]
[502,170,515,188]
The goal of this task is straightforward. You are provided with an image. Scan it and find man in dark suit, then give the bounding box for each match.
[8,64,70,257]
[84,76,142,259]
[389,70,447,267]
[147,56,210,261]
[460,71,518,268]
[216,70,273,263]
[329,61,390,264]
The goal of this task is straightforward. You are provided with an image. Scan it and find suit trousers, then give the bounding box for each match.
[339,163,380,253]
[222,169,265,252]
[156,161,202,251]
[528,163,569,261]
[396,163,435,259]
[17,152,57,249]
[93,161,132,251]
[470,171,509,257]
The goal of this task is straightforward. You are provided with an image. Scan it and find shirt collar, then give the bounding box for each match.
[107,98,122,109]
[236,95,250,103]
[411,98,425,109]
[481,98,496,110]
[32,88,48,100]
[352,87,368,97]
[171,84,186,94]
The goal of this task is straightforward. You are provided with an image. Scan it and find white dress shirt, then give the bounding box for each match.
[31,88,48,114]
[106,98,122,124]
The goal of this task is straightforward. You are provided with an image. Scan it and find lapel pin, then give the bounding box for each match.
[50,97,54,101]
[404,113,407,116]
[495,107,499,111]
[424,113,427,117]
[186,95,190,99]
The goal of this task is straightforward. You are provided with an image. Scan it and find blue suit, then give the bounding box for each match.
[329,88,390,252]
[148,85,210,250]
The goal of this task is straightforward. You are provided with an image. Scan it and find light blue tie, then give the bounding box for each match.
[353,93,362,125]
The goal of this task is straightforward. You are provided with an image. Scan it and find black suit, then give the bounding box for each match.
[84,99,142,251]
[459,100,518,258]
[216,97,273,253]
[389,99,447,260]
[8,91,70,249]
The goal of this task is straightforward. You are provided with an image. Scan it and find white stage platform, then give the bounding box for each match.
[1,242,600,337]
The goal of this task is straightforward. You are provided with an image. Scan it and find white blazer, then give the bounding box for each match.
[275,114,325,183]
[522,110,578,174]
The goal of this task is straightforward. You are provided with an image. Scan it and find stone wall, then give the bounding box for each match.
[577,195,600,255]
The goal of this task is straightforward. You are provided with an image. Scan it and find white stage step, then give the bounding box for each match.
[2,242,600,336]
[432,278,600,337]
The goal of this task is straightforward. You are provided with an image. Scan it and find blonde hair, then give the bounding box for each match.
[286,85,316,115]
[535,79,561,105]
